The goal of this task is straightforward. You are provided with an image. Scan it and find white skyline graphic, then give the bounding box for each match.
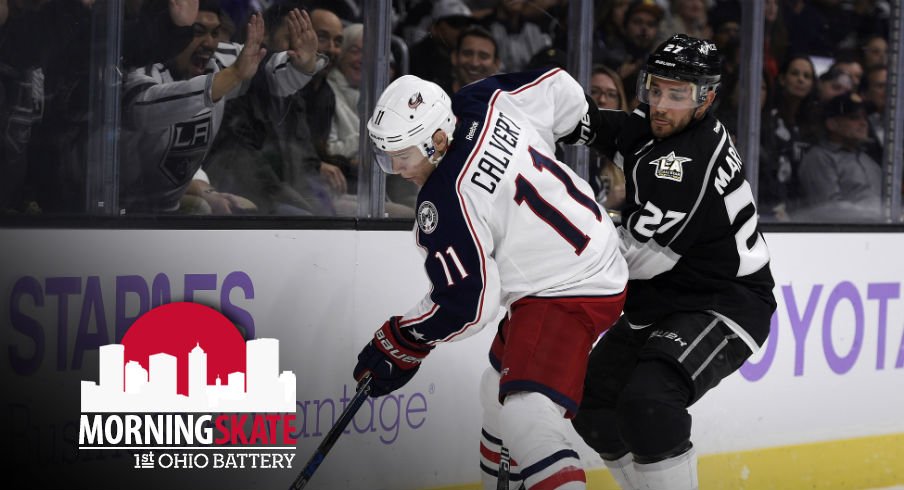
[81,338,296,413]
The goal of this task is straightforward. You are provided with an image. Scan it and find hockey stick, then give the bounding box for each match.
[289,374,373,490]
[497,444,511,490]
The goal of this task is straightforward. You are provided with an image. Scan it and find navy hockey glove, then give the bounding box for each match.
[353,317,433,397]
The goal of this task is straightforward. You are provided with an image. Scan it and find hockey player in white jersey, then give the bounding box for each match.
[119,1,325,213]
[352,71,629,489]
[563,34,777,490]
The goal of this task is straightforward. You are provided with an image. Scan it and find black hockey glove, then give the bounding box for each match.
[353,317,433,397]
[558,94,605,147]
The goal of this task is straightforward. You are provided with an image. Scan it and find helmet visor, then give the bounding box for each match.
[372,145,425,174]
[637,72,704,110]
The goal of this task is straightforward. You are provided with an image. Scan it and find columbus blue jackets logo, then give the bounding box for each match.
[408,92,424,109]
[648,151,691,182]
[417,201,438,234]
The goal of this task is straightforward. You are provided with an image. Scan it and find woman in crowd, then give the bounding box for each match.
[760,54,821,219]
[588,64,628,217]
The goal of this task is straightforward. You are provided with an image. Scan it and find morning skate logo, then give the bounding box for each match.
[79,302,298,471]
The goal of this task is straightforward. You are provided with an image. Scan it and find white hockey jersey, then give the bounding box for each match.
[119,44,324,212]
[399,68,628,345]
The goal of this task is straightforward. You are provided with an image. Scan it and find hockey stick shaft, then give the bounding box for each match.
[497,444,510,490]
[289,374,373,490]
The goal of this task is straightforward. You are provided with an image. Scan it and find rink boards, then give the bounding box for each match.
[1,228,902,489]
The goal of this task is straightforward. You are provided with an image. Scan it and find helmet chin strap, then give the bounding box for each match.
[428,149,446,166]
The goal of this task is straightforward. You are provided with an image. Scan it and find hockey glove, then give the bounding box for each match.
[558,94,604,147]
[353,317,433,397]
[558,94,617,157]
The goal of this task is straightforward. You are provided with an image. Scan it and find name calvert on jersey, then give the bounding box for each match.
[398,69,628,346]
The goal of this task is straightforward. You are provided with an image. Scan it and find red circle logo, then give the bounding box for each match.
[121,302,246,396]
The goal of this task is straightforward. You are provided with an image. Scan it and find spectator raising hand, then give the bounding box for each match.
[232,13,267,79]
[119,2,327,215]
[168,0,199,26]
[285,8,319,74]
[211,12,266,101]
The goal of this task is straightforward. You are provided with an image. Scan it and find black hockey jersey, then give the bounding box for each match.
[593,105,776,352]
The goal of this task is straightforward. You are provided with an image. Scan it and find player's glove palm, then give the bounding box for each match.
[353,317,433,397]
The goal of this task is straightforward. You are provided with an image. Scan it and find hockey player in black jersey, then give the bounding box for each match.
[566,34,777,489]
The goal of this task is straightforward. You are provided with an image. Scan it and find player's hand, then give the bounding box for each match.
[618,59,642,80]
[285,8,319,74]
[168,0,199,27]
[353,317,433,397]
[203,191,258,215]
[320,162,347,195]
[233,13,267,81]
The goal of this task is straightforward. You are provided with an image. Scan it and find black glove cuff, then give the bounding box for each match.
[558,94,603,147]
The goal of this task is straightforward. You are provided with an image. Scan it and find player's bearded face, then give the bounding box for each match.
[647,78,700,138]
[173,12,220,80]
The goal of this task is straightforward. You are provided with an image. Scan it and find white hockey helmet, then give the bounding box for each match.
[367,75,456,174]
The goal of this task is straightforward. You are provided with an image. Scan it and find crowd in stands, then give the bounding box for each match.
[0,0,896,222]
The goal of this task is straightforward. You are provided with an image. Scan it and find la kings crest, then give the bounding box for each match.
[648,151,691,182]
[417,201,438,234]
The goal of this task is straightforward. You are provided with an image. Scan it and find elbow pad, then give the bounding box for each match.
[558,94,604,147]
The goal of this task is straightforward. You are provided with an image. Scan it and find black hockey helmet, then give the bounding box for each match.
[637,34,721,109]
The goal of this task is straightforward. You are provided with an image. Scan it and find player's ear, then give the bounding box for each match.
[695,90,717,118]
[433,129,449,154]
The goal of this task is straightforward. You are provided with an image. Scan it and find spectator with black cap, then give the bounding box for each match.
[708,0,740,50]
[597,0,664,104]
[707,0,740,85]
[798,92,882,222]
[409,0,474,90]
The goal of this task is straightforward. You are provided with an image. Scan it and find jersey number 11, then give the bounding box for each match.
[514,147,602,255]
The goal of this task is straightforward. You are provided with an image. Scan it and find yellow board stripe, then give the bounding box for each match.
[428,433,904,490]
